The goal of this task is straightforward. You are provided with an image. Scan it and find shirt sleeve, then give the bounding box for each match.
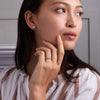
[75,68,100,100]
[0,66,29,100]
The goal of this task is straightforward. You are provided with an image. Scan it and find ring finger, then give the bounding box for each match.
[36,47,52,62]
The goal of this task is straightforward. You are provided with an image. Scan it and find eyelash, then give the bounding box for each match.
[76,12,83,16]
[55,8,83,17]
[55,8,65,13]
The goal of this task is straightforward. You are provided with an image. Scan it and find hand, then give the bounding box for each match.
[29,35,64,97]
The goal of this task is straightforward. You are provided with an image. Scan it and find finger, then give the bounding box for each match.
[34,50,45,63]
[36,47,51,62]
[43,41,57,63]
[57,35,64,65]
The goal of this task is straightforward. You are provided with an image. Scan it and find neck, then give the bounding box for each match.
[27,55,38,77]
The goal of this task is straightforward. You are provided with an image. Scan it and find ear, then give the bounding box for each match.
[24,10,37,30]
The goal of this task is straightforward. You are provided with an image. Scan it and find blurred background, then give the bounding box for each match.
[0,0,100,72]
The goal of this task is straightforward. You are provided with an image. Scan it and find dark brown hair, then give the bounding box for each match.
[15,0,99,82]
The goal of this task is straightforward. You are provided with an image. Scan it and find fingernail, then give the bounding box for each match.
[58,35,61,40]
[36,48,40,51]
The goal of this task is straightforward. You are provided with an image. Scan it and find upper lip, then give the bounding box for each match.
[63,32,77,36]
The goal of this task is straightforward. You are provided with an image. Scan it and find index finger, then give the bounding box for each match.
[57,35,65,65]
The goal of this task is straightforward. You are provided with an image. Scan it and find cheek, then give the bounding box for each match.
[75,20,82,39]
[78,20,82,32]
[39,16,60,33]
[37,15,63,43]
[75,20,82,42]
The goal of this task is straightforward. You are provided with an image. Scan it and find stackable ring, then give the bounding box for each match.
[45,57,51,60]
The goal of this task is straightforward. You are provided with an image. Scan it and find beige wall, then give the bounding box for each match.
[0,0,100,72]
[0,0,23,46]
[0,0,100,46]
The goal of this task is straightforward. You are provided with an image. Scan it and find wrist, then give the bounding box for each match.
[29,86,46,100]
[29,80,48,91]
[29,83,46,94]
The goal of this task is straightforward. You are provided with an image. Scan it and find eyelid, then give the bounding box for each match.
[76,11,83,16]
[55,8,65,13]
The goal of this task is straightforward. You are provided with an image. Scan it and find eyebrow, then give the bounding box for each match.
[50,2,83,9]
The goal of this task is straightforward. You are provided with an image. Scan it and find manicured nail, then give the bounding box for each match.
[36,48,40,51]
[58,35,61,40]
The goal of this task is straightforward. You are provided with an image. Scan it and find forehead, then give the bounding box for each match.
[43,0,81,6]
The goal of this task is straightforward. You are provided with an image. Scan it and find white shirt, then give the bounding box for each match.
[0,66,100,100]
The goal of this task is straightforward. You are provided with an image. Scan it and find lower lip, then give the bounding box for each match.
[63,34,76,40]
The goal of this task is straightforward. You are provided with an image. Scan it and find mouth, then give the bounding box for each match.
[63,32,77,40]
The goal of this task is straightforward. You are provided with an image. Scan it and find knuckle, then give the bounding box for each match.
[46,48,51,53]
[40,51,44,55]
[60,51,64,56]
[42,65,47,69]
[45,64,52,69]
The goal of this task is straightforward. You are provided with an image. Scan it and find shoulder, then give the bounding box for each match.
[75,68,100,100]
[0,65,28,83]
[78,68,100,88]
[0,65,29,100]
[47,68,100,100]
[78,68,100,81]
[0,66,15,82]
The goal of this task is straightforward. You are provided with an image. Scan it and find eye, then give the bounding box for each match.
[76,12,83,16]
[56,8,65,13]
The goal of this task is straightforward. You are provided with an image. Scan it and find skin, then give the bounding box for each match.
[24,0,83,99]
[34,0,82,50]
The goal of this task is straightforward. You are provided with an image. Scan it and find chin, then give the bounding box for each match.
[64,44,75,51]
[64,47,74,51]
[63,40,76,51]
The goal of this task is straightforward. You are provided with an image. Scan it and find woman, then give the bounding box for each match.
[0,0,100,100]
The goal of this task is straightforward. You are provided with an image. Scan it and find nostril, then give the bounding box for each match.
[68,25,72,27]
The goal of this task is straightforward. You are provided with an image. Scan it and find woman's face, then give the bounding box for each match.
[34,0,83,50]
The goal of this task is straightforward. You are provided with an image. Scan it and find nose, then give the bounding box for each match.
[66,13,76,28]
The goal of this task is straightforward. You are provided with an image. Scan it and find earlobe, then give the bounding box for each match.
[33,25,36,29]
[24,10,37,30]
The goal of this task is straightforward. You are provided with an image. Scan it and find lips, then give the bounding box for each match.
[63,32,77,40]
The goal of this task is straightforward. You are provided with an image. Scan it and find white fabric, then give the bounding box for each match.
[0,66,100,100]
